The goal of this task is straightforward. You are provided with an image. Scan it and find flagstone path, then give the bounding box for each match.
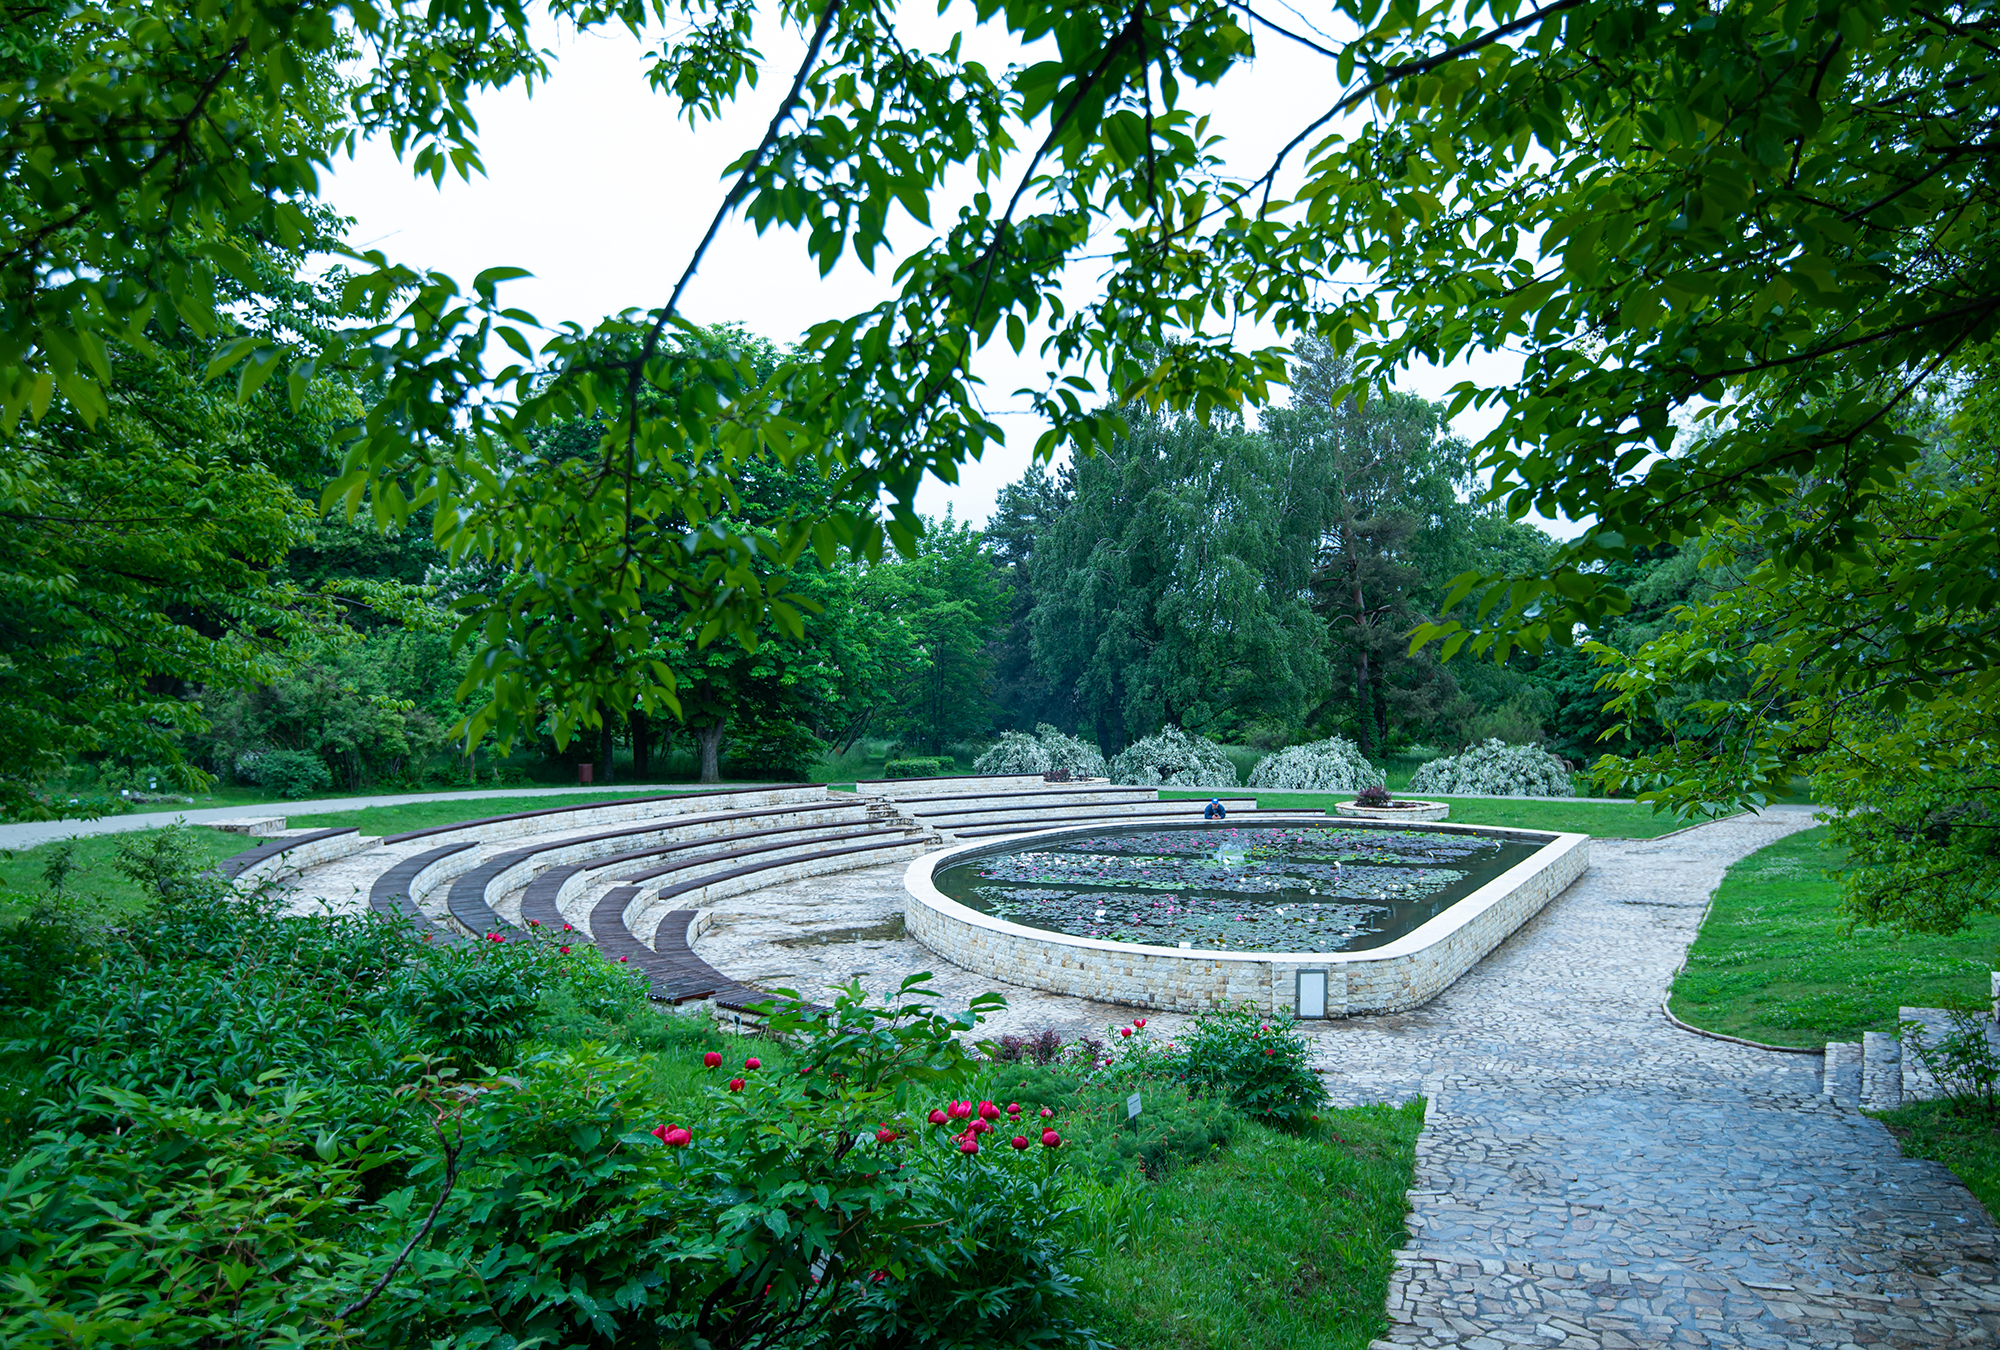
[693,806,2000,1347]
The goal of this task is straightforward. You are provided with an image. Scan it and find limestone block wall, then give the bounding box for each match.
[233,830,379,887]
[628,839,932,941]
[903,824,1589,1016]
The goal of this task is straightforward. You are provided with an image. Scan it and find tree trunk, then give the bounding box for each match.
[1346,520,1375,760]
[695,719,727,784]
[1374,673,1389,755]
[599,719,615,785]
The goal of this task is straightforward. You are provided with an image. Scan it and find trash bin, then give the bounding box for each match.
[577,763,595,785]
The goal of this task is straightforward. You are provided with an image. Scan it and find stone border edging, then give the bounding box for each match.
[1658,996,1823,1055]
[904,820,1588,1016]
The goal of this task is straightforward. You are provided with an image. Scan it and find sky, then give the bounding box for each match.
[322,4,1541,530]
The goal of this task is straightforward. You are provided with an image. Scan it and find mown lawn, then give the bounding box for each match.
[1667,827,2000,1048]
[1159,791,1707,839]
[1080,1102,1423,1350]
[0,828,253,922]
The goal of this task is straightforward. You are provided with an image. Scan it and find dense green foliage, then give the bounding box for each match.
[1668,829,2000,1047]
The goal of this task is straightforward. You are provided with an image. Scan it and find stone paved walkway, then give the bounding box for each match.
[689,807,2000,1347]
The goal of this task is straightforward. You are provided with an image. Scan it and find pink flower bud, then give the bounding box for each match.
[663,1127,691,1147]
[958,1135,979,1155]
[1010,1135,1029,1150]
[728,1078,745,1092]
[558,945,571,954]
[1040,1129,1061,1148]
[1134,1018,1147,1029]
[744,1057,761,1071]
[876,1127,898,1144]
[969,1118,991,1135]
[703,1051,723,1069]
[1120,1027,1132,1038]
[1039,1107,1053,1120]
[562,923,573,931]
[651,1124,669,1144]
[947,1100,971,1120]
[977,1101,999,1120]
[1264,1047,1275,1057]
[929,1108,948,1125]
[1006,1102,1021,1115]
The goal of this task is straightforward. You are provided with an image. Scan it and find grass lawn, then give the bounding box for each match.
[1874,1099,2000,1220]
[0,828,253,922]
[1080,1101,1423,1350]
[1667,827,2000,1048]
[284,788,746,838]
[1160,791,1706,839]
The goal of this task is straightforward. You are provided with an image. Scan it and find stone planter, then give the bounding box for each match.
[1331,799,1449,822]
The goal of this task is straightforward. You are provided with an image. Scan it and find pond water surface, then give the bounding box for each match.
[931,823,1546,953]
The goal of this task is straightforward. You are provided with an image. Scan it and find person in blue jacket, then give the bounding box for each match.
[1203,798,1226,820]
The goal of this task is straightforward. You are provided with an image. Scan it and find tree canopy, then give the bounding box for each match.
[8,0,1997,838]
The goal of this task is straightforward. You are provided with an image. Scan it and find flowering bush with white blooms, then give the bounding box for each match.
[1108,725,1239,788]
[1247,736,1376,791]
[974,724,1109,778]
[1409,738,1575,797]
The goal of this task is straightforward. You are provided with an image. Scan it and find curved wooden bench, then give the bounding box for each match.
[442,802,892,938]
[368,841,478,939]
[384,784,821,846]
[591,834,931,1002]
[217,828,359,882]
[518,817,915,932]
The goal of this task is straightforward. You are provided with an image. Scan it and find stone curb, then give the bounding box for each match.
[1659,996,1823,1055]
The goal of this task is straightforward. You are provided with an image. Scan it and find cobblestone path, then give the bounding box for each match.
[685,807,2000,1346]
[1330,808,2000,1349]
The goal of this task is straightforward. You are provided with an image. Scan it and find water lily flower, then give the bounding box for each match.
[703,1051,723,1069]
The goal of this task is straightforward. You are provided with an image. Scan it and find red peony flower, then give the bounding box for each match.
[728,1078,745,1092]
[1040,1129,1061,1148]
[875,1127,898,1144]
[1006,1102,1021,1115]
[662,1126,692,1147]
[977,1100,999,1120]
[928,1108,948,1125]
[969,1118,991,1135]
[1264,1047,1275,1056]
[744,1057,761,1070]
[1119,1027,1132,1038]
[559,945,571,954]
[947,1100,972,1120]
[1039,1107,1054,1119]
[563,923,573,931]
[958,1135,979,1155]
[703,1051,723,1069]
[1134,1018,1147,1028]
[651,1124,669,1144]
[1010,1135,1029,1150]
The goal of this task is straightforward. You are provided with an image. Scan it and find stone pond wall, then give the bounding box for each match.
[903,824,1590,1016]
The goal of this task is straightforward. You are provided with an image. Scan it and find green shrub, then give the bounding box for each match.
[1175,1004,1326,1128]
[390,938,557,1063]
[884,756,950,778]
[249,748,334,798]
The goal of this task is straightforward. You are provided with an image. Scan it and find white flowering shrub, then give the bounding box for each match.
[974,724,1109,778]
[1247,737,1376,790]
[1109,725,1240,788]
[1408,739,1574,797]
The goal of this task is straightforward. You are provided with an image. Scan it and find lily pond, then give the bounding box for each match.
[932,824,1547,953]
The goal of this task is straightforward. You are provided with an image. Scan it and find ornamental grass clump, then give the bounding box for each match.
[974,723,1108,778]
[1409,738,1575,797]
[1108,725,1238,788]
[1247,735,1375,790]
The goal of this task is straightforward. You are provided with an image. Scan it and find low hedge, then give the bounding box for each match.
[883,757,951,778]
